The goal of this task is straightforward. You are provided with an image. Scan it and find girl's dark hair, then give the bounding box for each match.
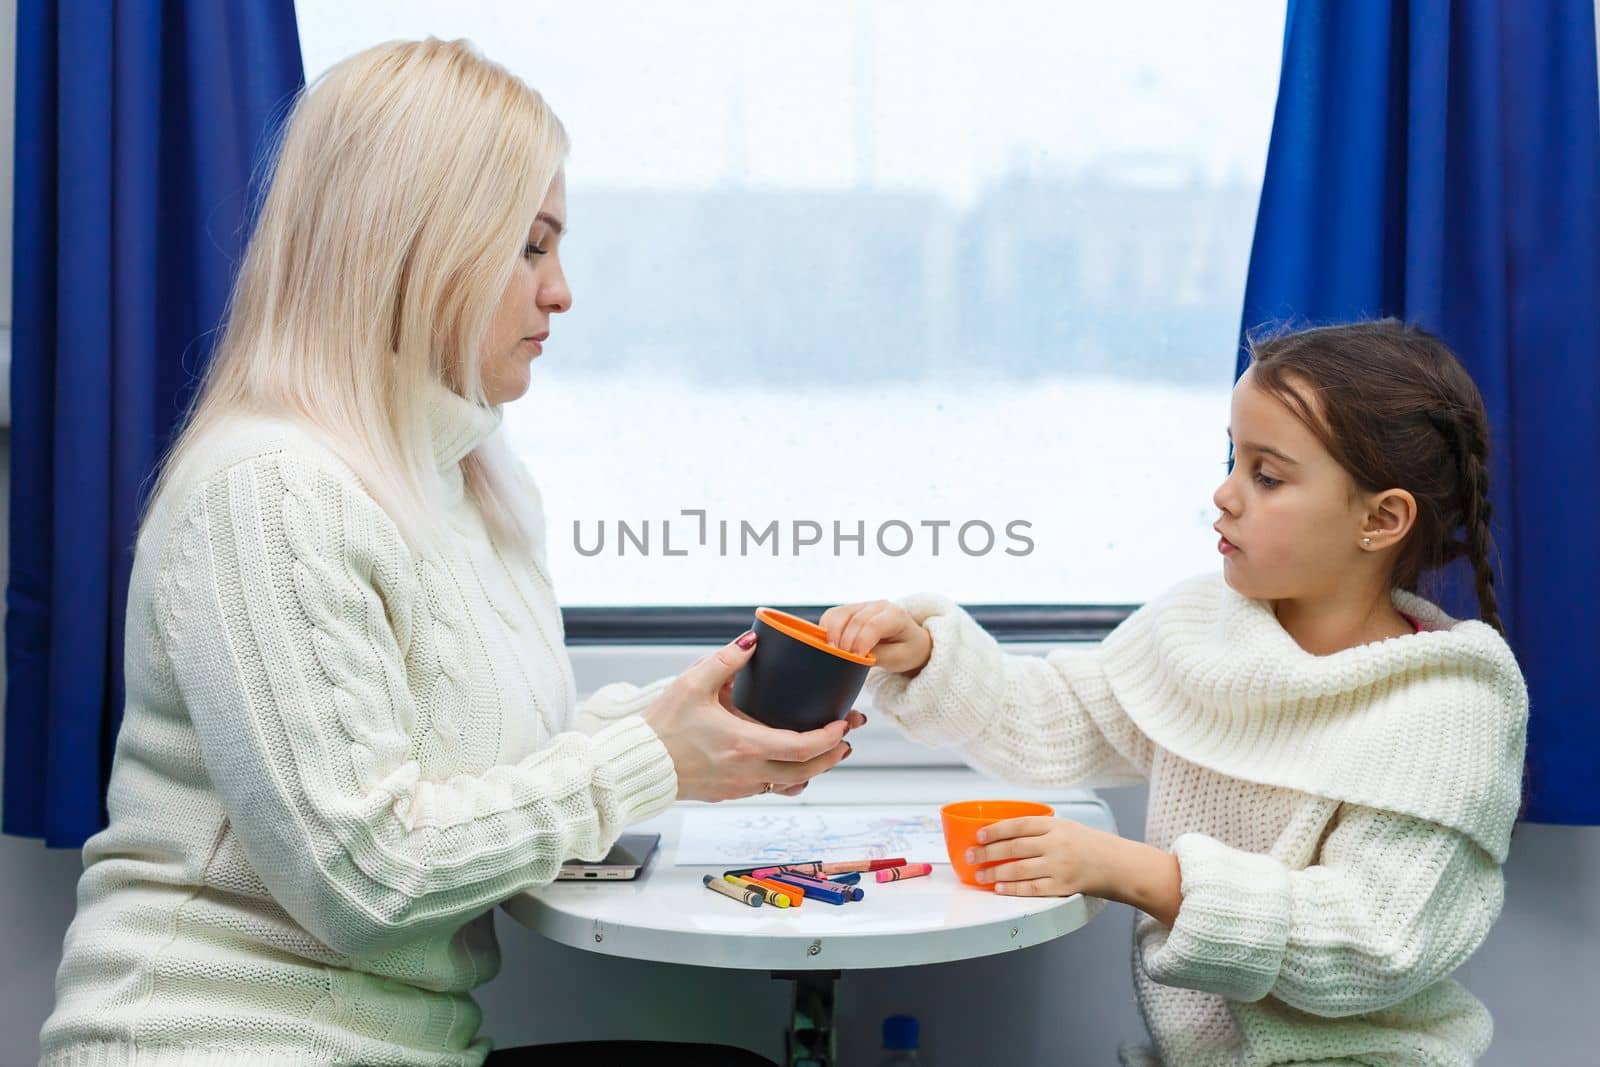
[1246,319,1503,634]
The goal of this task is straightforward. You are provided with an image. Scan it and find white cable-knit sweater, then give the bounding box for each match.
[867,575,1527,1067]
[39,384,679,1066]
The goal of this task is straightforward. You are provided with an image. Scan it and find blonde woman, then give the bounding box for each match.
[39,38,855,1067]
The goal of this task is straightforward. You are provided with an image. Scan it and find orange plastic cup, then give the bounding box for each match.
[941,800,1055,886]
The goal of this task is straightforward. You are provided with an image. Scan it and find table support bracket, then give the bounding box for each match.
[772,969,839,1067]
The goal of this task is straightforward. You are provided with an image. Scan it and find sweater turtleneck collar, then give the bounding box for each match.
[424,379,503,472]
[1099,573,1528,862]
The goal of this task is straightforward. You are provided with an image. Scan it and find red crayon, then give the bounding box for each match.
[875,863,933,883]
[820,857,907,875]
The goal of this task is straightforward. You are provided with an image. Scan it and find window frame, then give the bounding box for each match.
[561,603,1134,646]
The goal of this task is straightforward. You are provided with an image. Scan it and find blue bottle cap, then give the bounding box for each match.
[882,1014,919,1050]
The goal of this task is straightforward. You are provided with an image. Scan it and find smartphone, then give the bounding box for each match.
[556,832,661,881]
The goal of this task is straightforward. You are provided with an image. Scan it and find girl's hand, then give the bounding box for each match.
[819,600,933,675]
[967,816,1115,896]
[965,816,1184,926]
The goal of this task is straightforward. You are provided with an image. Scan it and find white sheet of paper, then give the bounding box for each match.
[673,805,954,866]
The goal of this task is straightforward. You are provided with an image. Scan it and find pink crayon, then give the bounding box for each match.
[752,862,824,879]
[875,863,933,883]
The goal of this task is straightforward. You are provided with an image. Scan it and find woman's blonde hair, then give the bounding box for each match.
[148,37,568,555]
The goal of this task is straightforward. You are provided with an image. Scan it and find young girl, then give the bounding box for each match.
[823,320,1527,1067]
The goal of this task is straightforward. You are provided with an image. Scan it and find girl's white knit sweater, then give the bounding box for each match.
[39,384,679,1066]
[867,574,1527,1067]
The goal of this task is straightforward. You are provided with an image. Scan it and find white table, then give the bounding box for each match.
[502,768,1116,1065]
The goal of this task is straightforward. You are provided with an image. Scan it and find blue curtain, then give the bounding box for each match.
[1239,1,1600,823]
[4,3,304,846]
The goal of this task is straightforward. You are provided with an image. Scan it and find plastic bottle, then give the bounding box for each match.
[878,1014,921,1065]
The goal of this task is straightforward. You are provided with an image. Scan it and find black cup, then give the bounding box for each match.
[730,608,876,732]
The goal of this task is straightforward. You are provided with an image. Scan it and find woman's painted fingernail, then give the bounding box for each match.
[736,631,756,650]
[842,742,853,759]
[976,830,987,844]
[965,848,978,864]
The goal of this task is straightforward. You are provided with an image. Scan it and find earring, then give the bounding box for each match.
[1362,536,1373,548]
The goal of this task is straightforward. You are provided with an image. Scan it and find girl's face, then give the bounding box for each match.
[481,171,572,405]
[1212,369,1375,602]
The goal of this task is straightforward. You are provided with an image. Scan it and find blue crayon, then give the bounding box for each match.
[827,872,861,886]
[771,873,850,905]
[774,870,864,908]
[783,871,866,901]
[804,878,864,901]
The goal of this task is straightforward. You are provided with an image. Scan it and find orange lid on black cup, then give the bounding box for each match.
[754,607,877,666]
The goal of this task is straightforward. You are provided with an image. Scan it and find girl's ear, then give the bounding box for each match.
[1361,488,1418,550]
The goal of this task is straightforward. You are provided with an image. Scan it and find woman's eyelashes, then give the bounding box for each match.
[523,241,547,259]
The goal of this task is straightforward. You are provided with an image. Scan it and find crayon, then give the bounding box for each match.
[722,864,783,878]
[875,863,933,883]
[771,873,851,905]
[827,872,861,886]
[724,874,793,908]
[771,873,850,905]
[820,857,907,875]
[719,869,801,904]
[752,862,825,879]
[748,877,803,906]
[704,874,762,907]
[778,871,864,902]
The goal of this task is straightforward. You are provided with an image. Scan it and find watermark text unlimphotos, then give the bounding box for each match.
[573,510,1034,559]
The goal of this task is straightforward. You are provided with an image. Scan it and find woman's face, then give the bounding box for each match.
[481,170,572,405]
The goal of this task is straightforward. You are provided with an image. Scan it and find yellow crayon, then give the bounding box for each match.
[726,874,795,908]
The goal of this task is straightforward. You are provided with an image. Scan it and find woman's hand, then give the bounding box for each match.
[819,600,933,675]
[642,631,861,802]
[965,816,1184,926]
[713,675,865,798]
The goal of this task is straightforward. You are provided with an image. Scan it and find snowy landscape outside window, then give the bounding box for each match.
[298,2,1286,608]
